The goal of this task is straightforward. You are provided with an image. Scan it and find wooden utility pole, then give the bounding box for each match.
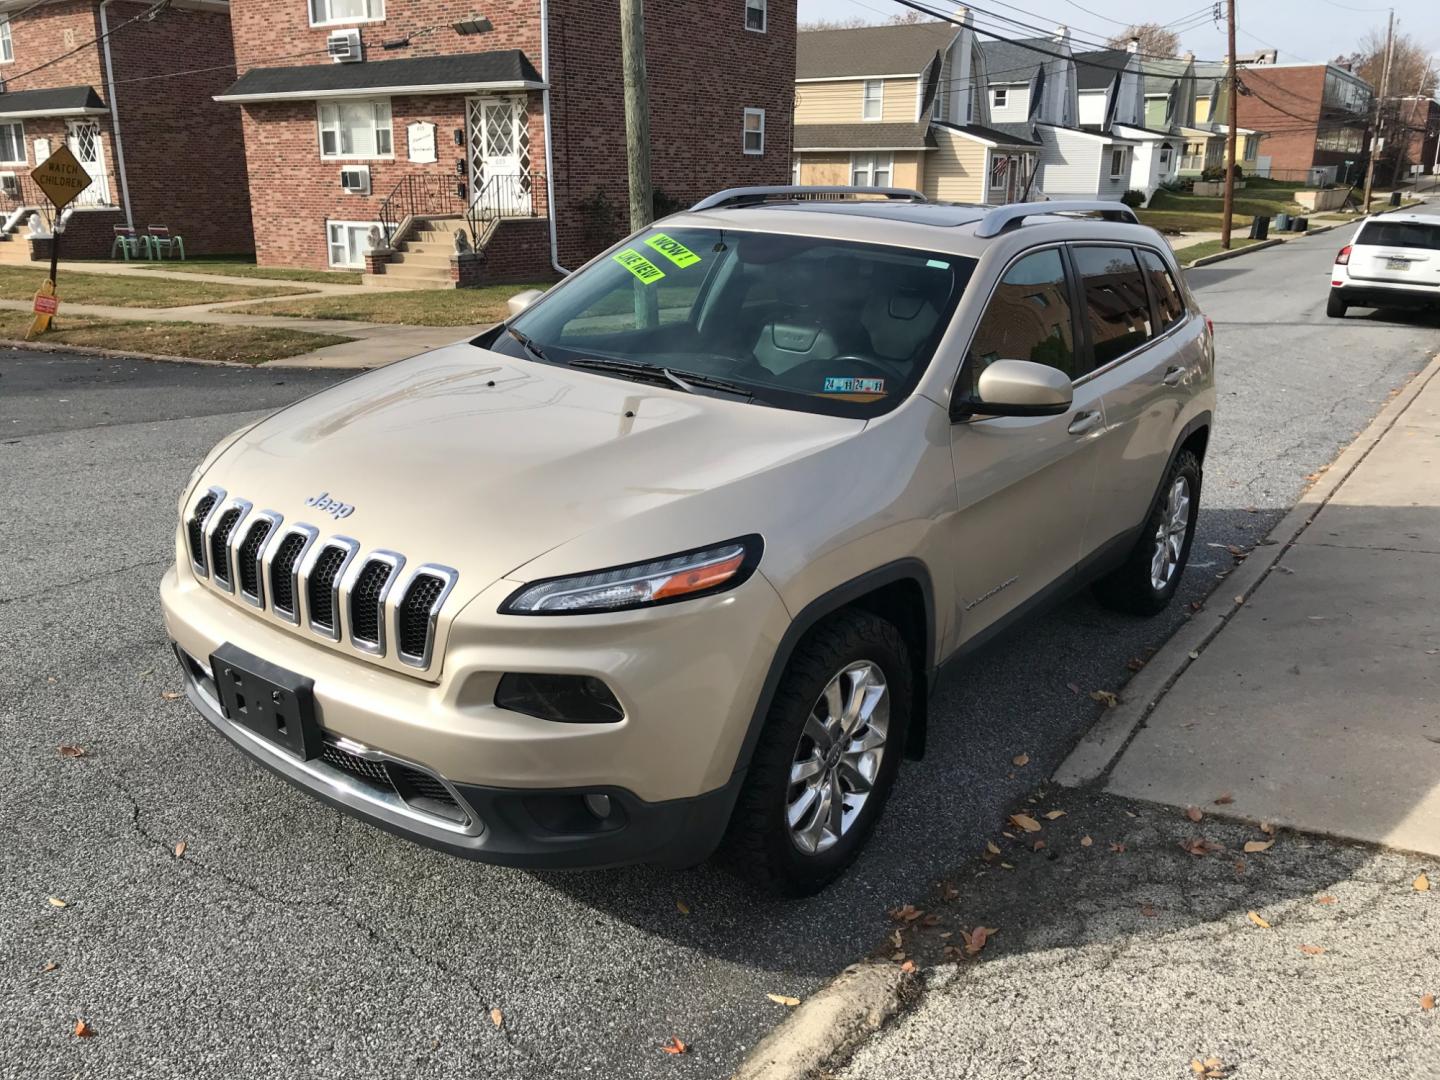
[620,0,653,233]
[1361,9,1394,213]
[1220,0,1238,250]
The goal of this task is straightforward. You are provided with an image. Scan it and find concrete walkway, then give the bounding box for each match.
[1104,359,1440,856]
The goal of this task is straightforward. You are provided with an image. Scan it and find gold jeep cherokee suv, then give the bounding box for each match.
[161,189,1214,895]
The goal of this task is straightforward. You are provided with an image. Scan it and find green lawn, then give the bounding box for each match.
[130,256,364,285]
[232,281,555,327]
[1172,237,1266,265]
[0,266,311,308]
[0,313,351,365]
[1139,184,1311,234]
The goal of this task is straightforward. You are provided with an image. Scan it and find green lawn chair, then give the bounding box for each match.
[111,225,149,260]
[147,224,184,260]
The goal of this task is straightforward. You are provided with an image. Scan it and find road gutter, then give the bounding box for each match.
[1055,348,1440,787]
[0,338,250,367]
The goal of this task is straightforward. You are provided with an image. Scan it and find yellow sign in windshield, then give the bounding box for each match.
[612,248,666,284]
[644,233,702,269]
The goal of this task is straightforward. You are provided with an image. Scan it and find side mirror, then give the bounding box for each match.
[952,359,1074,420]
[506,288,546,318]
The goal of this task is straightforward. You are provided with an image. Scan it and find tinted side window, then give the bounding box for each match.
[961,248,1077,396]
[1072,245,1154,367]
[1139,248,1185,331]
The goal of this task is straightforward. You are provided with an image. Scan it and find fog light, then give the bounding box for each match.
[494,673,624,723]
[583,793,612,819]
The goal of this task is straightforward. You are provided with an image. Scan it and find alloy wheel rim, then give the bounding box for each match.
[785,661,889,856]
[1150,475,1192,591]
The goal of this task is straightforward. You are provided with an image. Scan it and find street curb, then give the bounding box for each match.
[730,963,915,1080]
[1054,348,1440,787]
[0,338,249,367]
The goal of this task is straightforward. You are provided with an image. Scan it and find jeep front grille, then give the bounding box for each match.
[319,740,469,827]
[182,492,456,669]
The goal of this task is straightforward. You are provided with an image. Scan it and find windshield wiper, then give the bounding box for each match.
[508,326,549,363]
[568,358,753,400]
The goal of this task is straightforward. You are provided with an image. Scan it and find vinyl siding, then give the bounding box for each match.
[794,76,922,125]
[988,84,1030,123]
[1078,89,1107,126]
[919,125,987,203]
[1144,95,1168,127]
[1033,125,1123,198]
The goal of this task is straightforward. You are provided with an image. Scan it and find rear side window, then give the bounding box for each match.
[1138,248,1185,331]
[961,248,1078,396]
[1072,245,1154,368]
[1356,220,1440,250]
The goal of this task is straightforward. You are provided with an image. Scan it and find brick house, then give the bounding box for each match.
[217,0,795,287]
[1228,60,1374,184]
[1393,95,1439,181]
[0,0,253,263]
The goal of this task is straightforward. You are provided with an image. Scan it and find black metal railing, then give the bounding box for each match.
[378,171,544,251]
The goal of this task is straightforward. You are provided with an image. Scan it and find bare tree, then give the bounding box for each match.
[1104,23,1180,58]
[800,11,936,31]
[1334,27,1437,97]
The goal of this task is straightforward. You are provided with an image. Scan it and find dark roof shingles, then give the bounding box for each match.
[0,85,106,117]
[793,122,934,150]
[220,51,543,99]
[797,22,957,79]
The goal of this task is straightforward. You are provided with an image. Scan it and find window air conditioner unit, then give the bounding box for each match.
[340,165,371,195]
[327,29,362,63]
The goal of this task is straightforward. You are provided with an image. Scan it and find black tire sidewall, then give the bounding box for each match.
[1149,452,1202,607]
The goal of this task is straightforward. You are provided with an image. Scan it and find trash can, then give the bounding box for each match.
[1248,215,1271,240]
[1389,191,1402,207]
[1275,212,1292,231]
[1294,217,1308,232]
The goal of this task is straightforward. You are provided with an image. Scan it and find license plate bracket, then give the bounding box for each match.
[1385,257,1409,270]
[209,643,321,761]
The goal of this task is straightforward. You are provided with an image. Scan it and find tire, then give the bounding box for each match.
[1093,449,1202,617]
[1326,290,1348,318]
[723,609,911,897]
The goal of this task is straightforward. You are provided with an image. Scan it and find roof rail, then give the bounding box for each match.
[690,186,928,211]
[973,200,1140,238]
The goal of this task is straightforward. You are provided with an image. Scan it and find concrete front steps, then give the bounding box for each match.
[363,217,464,290]
[0,232,36,265]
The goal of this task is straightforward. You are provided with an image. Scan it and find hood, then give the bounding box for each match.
[201,344,863,595]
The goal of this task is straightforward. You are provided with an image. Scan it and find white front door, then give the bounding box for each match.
[468,96,530,215]
[65,121,109,206]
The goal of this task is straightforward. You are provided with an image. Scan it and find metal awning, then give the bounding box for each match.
[216,51,545,103]
[0,85,108,120]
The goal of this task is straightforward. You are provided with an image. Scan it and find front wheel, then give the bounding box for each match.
[1093,449,1202,616]
[723,609,911,897]
[1326,290,1348,318]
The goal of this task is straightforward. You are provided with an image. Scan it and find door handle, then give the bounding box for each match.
[1162,365,1185,386]
[1068,410,1103,436]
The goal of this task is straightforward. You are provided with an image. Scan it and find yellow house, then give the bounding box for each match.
[794,17,1039,204]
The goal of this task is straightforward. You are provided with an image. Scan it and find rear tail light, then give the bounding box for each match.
[1204,315,1214,339]
[1335,245,1352,265]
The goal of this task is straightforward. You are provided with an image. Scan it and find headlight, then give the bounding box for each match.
[500,536,762,615]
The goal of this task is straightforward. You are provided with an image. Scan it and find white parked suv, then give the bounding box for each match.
[1329,212,1440,317]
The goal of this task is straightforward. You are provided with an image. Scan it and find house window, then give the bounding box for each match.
[850,152,893,187]
[992,87,1008,109]
[742,108,764,154]
[328,221,381,268]
[1159,147,1172,167]
[0,16,12,63]
[310,0,383,25]
[318,100,393,159]
[862,80,883,121]
[0,122,23,165]
[1109,148,1127,178]
[745,0,766,32]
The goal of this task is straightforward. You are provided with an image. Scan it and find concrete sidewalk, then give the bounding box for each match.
[1103,358,1440,856]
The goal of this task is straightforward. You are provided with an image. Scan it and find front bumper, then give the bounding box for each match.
[161,562,790,868]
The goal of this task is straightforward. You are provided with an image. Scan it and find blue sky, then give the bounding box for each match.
[796,0,1439,72]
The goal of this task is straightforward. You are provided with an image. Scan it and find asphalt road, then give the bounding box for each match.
[2,230,1437,1080]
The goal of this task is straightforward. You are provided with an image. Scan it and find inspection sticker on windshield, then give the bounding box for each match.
[823,377,886,394]
[612,248,667,284]
[644,232,702,269]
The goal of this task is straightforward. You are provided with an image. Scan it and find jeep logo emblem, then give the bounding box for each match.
[305,491,355,520]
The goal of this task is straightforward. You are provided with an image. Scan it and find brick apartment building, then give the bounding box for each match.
[0,0,252,261]
[1394,95,1439,180]
[1230,60,1373,184]
[217,0,795,285]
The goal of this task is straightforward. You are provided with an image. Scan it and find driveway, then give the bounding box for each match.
[2,230,1438,1080]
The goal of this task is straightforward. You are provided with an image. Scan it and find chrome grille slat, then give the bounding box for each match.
[186,487,225,576]
[346,551,404,656]
[236,512,282,607]
[266,525,317,623]
[395,565,459,669]
[302,536,359,641]
[205,499,251,593]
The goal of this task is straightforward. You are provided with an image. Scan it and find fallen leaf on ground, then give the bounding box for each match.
[899,959,917,974]
[1009,814,1041,833]
[1066,682,1082,695]
[889,929,903,949]
[1186,807,1204,823]
[1415,872,1431,892]
[921,914,942,928]
[47,897,67,908]
[1110,842,1126,854]
[41,961,58,972]
[1188,651,1201,660]
[173,841,187,858]
[675,899,690,915]
[889,904,924,923]
[1044,810,1066,820]
[1140,903,1159,917]
[1213,793,1234,805]
[960,926,997,956]
[766,994,800,1007]
[985,841,1001,856]
[1260,822,1276,835]
[1300,944,1326,955]
[1012,753,1030,767]
[1190,1056,1229,1078]
[1126,657,1145,671]
[1244,840,1274,854]
[1422,994,1435,1011]
[58,745,86,758]
[660,1036,687,1055]
[1247,911,1272,929]
[74,1020,95,1038]
[490,1008,503,1028]
[1180,837,1223,857]
[1233,860,1247,874]
[1032,840,1046,852]
[1317,895,1337,905]
[1234,595,1245,605]
[160,690,183,701]
[940,881,959,901]
[1090,690,1119,708]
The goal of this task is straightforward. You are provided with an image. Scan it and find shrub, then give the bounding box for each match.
[1120,189,1147,209]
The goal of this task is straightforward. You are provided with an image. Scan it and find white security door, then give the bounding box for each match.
[468,96,531,215]
[65,121,109,206]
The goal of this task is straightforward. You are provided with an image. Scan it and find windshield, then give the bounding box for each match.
[491,226,976,418]
[1357,220,1440,250]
